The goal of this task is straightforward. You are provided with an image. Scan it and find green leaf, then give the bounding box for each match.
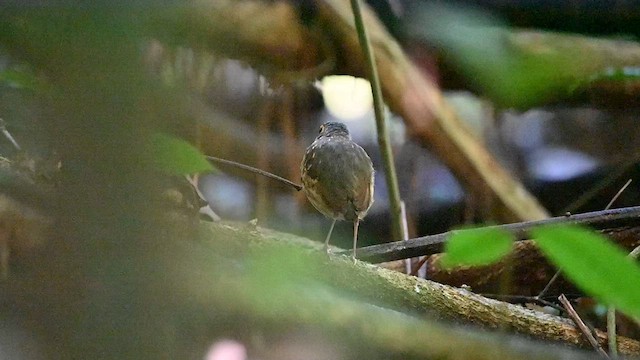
[532,225,640,319]
[442,227,514,268]
[149,132,213,175]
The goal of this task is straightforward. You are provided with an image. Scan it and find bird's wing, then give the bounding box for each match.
[304,140,373,220]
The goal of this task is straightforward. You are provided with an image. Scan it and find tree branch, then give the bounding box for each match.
[200,220,640,356]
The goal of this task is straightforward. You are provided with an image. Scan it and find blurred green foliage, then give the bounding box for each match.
[0,66,39,91]
[570,65,640,93]
[408,3,582,108]
[0,8,195,358]
[442,226,513,267]
[150,132,213,175]
[532,225,640,319]
[444,222,640,319]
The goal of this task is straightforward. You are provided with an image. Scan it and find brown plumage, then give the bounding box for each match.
[301,122,374,261]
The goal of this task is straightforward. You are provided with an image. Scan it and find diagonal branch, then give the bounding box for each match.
[559,294,610,358]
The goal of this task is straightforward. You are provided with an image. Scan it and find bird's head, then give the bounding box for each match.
[317,122,351,140]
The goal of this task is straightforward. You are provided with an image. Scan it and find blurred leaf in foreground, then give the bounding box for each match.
[150,132,213,175]
[442,226,513,268]
[406,3,577,108]
[532,225,640,319]
[570,65,640,94]
[0,66,39,91]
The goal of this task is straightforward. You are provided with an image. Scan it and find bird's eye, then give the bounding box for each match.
[319,125,325,134]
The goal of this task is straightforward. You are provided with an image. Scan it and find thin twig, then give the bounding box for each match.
[562,155,640,214]
[0,118,21,151]
[558,294,610,359]
[206,156,303,191]
[601,178,629,357]
[401,201,412,274]
[608,243,640,357]
[536,269,562,299]
[607,306,617,358]
[410,255,428,277]
[349,0,407,242]
[185,175,221,221]
[605,179,632,211]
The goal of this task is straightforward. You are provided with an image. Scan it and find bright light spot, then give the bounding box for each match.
[528,147,599,182]
[319,75,373,121]
[205,339,246,360]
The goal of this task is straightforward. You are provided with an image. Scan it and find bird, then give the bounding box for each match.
[301,122,374,261]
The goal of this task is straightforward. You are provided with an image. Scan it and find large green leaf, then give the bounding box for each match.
[149,132,213,175]
[442,226,513,268]
[532,225,640,318]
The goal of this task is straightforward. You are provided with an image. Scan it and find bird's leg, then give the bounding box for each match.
[324,219,337,254]
[352,219,360,263]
